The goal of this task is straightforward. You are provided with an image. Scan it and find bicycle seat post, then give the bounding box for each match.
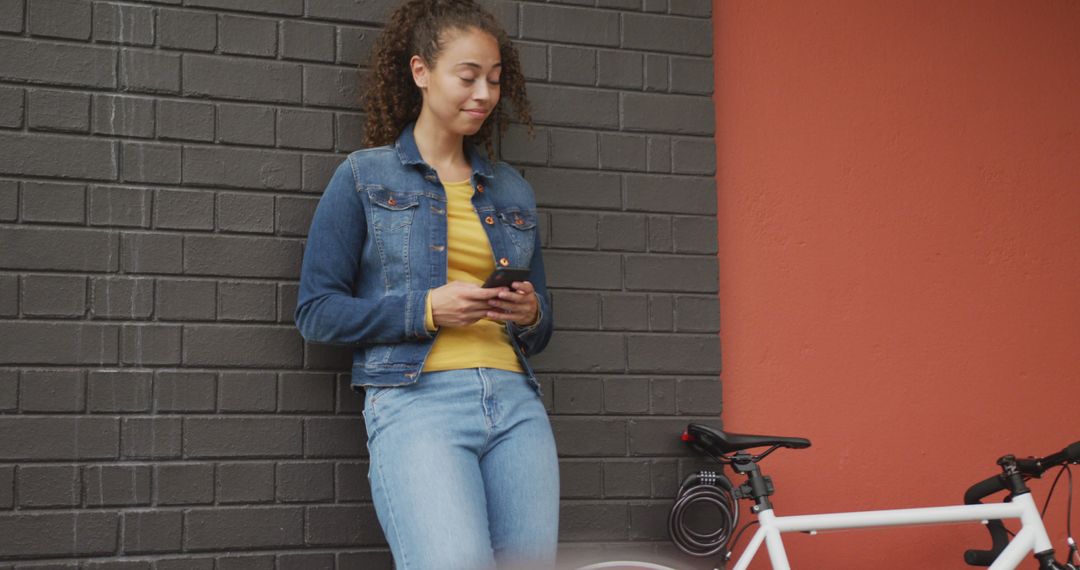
[731,453,776,513]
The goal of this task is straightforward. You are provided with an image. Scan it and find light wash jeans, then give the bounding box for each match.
[362,368,560,570]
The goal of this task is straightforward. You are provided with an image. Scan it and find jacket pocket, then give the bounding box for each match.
[365,186,422,288]
[497,208,537,262]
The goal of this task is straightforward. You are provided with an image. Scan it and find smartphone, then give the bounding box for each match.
[482,266,530,288]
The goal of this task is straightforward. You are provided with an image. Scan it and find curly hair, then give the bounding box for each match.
[360,0,534,159]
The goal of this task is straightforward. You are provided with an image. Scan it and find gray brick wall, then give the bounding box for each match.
[0,0,720,567]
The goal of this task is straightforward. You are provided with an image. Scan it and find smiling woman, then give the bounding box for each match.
[293,1,559,569]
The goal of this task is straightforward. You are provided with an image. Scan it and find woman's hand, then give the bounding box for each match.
[485,281,539,327]
[430,281,507,328]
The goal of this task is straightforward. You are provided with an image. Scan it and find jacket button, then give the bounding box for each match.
[477,184,485,193]
[514,217,523,225]
[499,257,509,266]
[485,215,494,225]
[387,198,396,206]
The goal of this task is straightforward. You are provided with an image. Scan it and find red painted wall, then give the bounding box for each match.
[714,1,1080,568]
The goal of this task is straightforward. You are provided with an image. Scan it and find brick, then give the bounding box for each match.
[629,503,669,540]
[649,293,674,331]
[604,377,650,414]
[528,83,618,129]
[216,556,274,570]
[524,168,620,210]
[627,417,686,455]
[306,0,395,23]
[155,463,214,505]
[548,129,597,169]
[336,375,362,414]
[550,45,596,85]
[0,464,12,507]
[544,252,621,289]
[157,100,214,141]
[521,4,619,46]
[623,13,711,55]
[670,56,713,95]
[0,38,117,89]
[549,212,597,249]
[303,65,363,108]
[306,505,383,546]
[676,377,721,414]
[0,512,118,558]
[155,371,215,412]
[281,20,335,62]
[500,123,547,165]
[515,41,547,81]
[334,461,370,502]
[553,376,602,414]
[158,8,216,51]
[91,277,154,319]
[20,181,85,223]
[278,372,334,413]
[21,274,87,318]
[0,179,16,222]
[217,193,275,234]
[627,334,719,374]
[335,112,364,152]
[600,133,648,172]
[0,132,118,180]
[278,283,299,323]
[189,0,302,16]
[550,290,599,329]
[84,464,151,506]
[672,215,717,254]
[184,146,302,190]
[278,108,334,150]
[304,417,365,458]
[602,293,649,331]
[336,25,379,66]
[647,135,672,172]
[121,417,182,459]
[84,561,151,570]
[302,153,343,193]
[531,331,625,374]
[120,50,181,93]
[338,552,395,569]
[89,186,152,227]
[217,103,275,146]
[184,417,303,458]
[644,53,669,92]
[651,378,676,414]
[17,465,81,507]
[93,94,155,138]
[121,325,182,366]
[184,54,301,104]
[27,89,91,133]
[184,324,302,367]
[278,553,334,570]
[0,0,23,33]
[0,322,119,366]
[27,0,91,40]
[598,49,643,89]
[156,279,215,320]
[19,369,85,412]
[94,3,155,46]
[154,189,214,231]
[598,214,646,252]
[123,510,182,553]
[647,215,672,251]
[121,232,183,274]
[672,138,716,177]
[122,142,182,184]
[185,235,303,279]
[88,369,152,414]
[558,503,627,541]
[276,195,318,236]
[604,460,651,497]
[623,92,715,135]
[560,460,601,498]
[218,372,276,413]
[0,417,117,459]
[158,559,214,570]
[0,370,16,412]
[184,507,304,550]
[304,342,351,371]
[626,174,716,215]
[219,15,277,57]
[216,462,274,504]
[276,462,333,502]
[625,254,717,293]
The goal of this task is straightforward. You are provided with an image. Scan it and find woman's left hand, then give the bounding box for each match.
[486,281,539,326]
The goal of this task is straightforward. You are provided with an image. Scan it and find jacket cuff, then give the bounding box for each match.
[407,289,436,340]
[424,290,437,332]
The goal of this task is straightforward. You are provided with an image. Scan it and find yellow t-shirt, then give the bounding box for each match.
[422,179,523,373]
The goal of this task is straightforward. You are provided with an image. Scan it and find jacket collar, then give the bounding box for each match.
[394,120,494,180]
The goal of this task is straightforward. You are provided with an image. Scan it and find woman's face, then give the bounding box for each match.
[412,26,502,136]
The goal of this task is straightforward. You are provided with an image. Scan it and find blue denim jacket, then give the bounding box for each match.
[295,121,553,395]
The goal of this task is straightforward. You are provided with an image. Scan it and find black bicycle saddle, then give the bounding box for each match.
[685,423,812,455]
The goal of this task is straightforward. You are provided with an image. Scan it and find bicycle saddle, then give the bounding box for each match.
[684,423,811,454]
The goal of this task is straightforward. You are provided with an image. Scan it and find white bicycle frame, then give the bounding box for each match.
[730,491,1053,570]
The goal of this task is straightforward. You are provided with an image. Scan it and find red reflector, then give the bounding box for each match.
[681,432,694,442]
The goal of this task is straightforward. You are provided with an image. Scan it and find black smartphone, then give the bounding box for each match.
[482,266,530,288]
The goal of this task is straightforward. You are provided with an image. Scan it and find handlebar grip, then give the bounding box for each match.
[1040,441,1080,470]
[963,475,1010,567]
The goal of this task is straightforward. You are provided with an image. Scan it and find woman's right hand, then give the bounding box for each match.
[429,282,507,328]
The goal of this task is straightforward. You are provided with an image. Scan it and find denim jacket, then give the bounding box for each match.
[294,121,553,395]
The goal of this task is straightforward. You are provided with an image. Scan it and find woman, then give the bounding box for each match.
[294,0,559,568]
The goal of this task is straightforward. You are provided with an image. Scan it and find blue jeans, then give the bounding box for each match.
[362,368,560,570]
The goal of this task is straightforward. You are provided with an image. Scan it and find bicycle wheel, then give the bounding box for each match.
[574,562,681,570]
